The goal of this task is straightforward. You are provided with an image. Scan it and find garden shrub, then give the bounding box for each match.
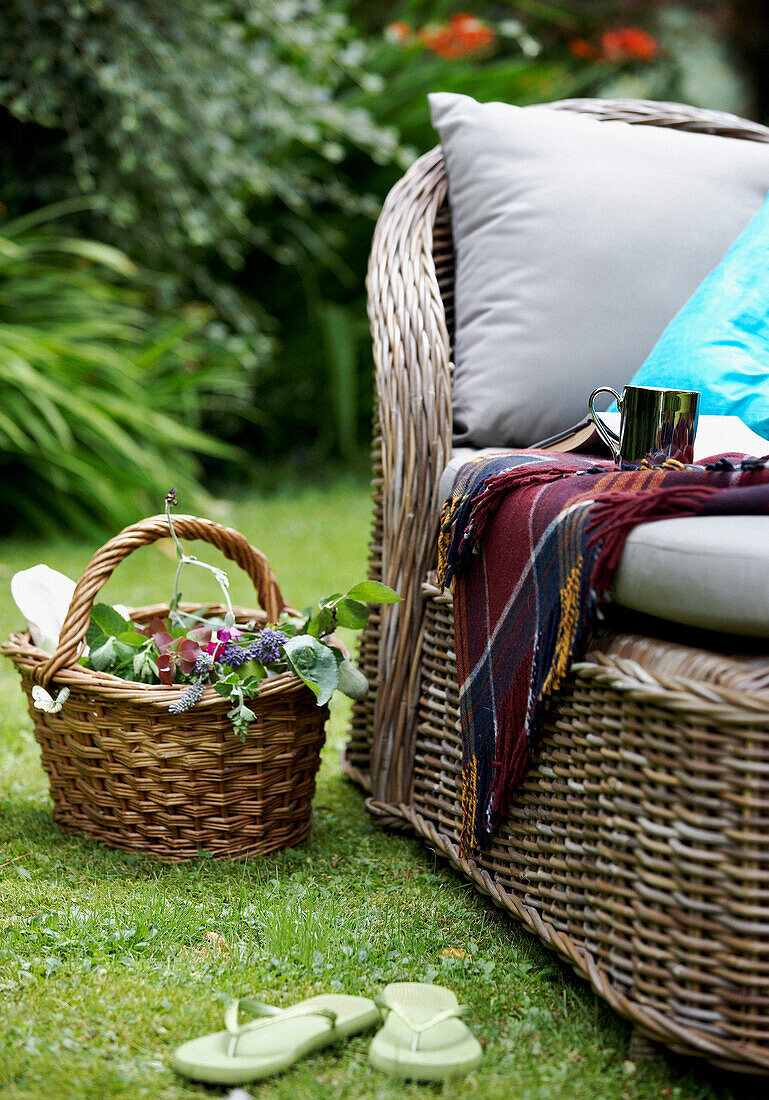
[0,0,406,375]
[0,203,247,535]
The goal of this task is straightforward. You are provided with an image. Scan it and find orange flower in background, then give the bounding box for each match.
[621,27,658,61]
[601,26,658,62]
[392,14,655,65]
[385,21,412,44]
[568,37,598,60]
[450,14,490,38]
[418,14,495,59]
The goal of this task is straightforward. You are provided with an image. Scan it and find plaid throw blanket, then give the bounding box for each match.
[436,450,769,854]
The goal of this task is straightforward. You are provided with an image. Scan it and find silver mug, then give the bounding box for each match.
[588,384,701,466]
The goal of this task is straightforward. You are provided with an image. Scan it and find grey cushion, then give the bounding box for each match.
[429,93,769,449]
[438,453,769,636]
[613,515,769,637]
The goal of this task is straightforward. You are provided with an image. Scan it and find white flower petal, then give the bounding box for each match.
[11,565,77,653]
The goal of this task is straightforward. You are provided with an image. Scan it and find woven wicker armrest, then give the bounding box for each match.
[362,147,454,802]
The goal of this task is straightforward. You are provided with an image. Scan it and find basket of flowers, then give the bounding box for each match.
[2,491,399,861]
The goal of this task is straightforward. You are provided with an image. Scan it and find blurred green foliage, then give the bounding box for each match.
[0,0,411,481]
[0,202,248,536]
[0,0,725,483]
[0,1,405,349]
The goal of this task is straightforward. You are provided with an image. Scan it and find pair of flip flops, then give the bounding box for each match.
[173,982,482,1085]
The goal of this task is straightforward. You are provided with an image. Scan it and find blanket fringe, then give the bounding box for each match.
[487,665,531,847]
[587,484,717,596]
[459,754,479,857]
[540,560,583,701]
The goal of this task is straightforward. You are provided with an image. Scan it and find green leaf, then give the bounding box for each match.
[227,700,256,742]
[337,657,369,701]
[113,640,138,662]
[283,635,339,707]
[345,581,401,604]
[86,603,130,647]
[132,649,158,683]
[277,615,304,639]
[215,671,241,687]
[52,238,138,277]
[306,605,334,639]
[116,631,148,648]
[171,607,220,630]
[240,672,265,693]
[88,635,139,673]
[88,637,119,671]
[335,598,369,630]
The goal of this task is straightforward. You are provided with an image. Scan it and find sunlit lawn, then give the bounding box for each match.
[0,478,758,1099]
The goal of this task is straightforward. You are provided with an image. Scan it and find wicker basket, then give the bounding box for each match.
[3,514,328,862]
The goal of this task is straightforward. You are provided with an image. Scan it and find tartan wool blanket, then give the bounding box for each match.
[436,450,769,855]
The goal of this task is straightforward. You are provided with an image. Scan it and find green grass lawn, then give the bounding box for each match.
[0,479,758,1099]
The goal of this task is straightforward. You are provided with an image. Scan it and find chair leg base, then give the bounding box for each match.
[629,1026,663,1065]
[364,797,414,832]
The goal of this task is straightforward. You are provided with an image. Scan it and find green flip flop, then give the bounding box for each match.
[368,982,482,1081]
[172,993,380,1084]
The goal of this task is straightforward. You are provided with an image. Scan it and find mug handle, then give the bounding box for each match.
[588,387,622,463]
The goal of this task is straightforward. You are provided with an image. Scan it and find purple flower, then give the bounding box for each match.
[219,641,250,669]
[169,678,205,714]
[205,626,242,662]
[248,628,288,666]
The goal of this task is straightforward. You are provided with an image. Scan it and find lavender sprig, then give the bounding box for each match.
[169,679,205,714]
[194,652,213,676]
[168,652,212,715]
[248,628,288,666]
[219,641,250,669]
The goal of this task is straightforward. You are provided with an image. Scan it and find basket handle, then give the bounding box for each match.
[39,514,288,685]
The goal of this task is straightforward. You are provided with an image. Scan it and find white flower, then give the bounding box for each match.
[10,565,77,653]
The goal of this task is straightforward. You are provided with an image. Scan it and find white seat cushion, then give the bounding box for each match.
[613,515,769,636]
[439,453,769,637]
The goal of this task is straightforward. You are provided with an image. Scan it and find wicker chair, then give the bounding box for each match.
[343,99,769,1075]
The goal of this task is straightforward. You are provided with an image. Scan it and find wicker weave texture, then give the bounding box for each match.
[409,584,769,1071]
[345,98,769,1073]
[4,516,327,861]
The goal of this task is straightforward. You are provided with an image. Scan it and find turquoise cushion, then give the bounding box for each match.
[630,191,769,439]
